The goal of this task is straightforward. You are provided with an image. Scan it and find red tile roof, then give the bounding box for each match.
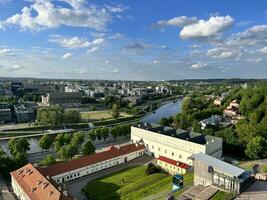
[10,163,73,200]
[158,156,190,169]
[40,143,145,177]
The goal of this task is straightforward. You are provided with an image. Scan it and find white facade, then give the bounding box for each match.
[12,176,30,200]
[51,148,145,184]
[131,125,222,166]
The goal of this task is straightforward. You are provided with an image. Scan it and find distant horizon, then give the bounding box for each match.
[1,0,267,79]
[0,76,266,82]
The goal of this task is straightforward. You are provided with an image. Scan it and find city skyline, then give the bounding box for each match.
[0,0,267,80]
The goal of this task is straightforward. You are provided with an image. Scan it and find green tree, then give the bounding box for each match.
[8,138,30,158]
[83,141,96,155]
[36,106,64,126]
[245,136,267,159]
[88,130,96,141]
[101,127,109,141]
[110,104,119,119]
[111,126,118,140]
[95,128,102,141]
[39,135,53,151]
[63,110,81,123]
[71,132,85,146]
[41,154,56,166]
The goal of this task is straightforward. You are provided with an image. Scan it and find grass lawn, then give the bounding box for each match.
[81,111,131,121]
[238,161,267,173]
[83,166,193,200]
[211,191,235,200]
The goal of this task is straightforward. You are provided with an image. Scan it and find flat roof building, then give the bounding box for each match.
[131,123,223,166]
[0,102,11,123]
[192,153,253,194]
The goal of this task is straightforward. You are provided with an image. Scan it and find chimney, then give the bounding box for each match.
[63,191,68,196]
[58,186,62,191]
[46,175,50,180]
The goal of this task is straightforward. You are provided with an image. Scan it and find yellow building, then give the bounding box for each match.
[157,156,190,175]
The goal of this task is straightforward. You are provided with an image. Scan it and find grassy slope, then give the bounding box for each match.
[83,166,193,200]
[211,191,235,200]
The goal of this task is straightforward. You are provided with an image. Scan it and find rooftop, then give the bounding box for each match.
[134,123,221,145]
[10,163,72,200]
[40,143,145,177]
[158,156,190,169]
[192,153,245,178]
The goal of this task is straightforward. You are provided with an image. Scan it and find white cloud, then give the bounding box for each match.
[11,64,24,70]
[49,35,105,49]
[245,58,262,63]
[207,47,242,59]
[0,47,13,56]
[180,15,234,39]
[111,69,120,73]
[87,46,99,52]
[153,16,198,28]
[190,62,208,69]
[259,46,267,53]
[60,0,86,9]
[62,52,72,59]
[0,0,126,31]
[153,60,160,64]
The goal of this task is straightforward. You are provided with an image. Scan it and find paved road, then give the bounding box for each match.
[66,155,154,200]
[0,176,15,200]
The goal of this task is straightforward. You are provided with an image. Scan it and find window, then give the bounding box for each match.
[172,152,174,156]
[179,155,182,159]
[158,147,160,151]
[165,149,167,154]
[152,145,154,149]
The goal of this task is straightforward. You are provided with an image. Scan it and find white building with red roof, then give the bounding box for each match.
[157,156,190,175]
[10,143,145,200]
[10,163,73,200]
[39,143,145,184]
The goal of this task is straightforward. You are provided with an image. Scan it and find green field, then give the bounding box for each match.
[81,111,131,121]
[82,166,193,200]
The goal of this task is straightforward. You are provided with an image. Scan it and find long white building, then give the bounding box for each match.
[131,123,222,166]
[39,143,145,184]
[11,143,145,200]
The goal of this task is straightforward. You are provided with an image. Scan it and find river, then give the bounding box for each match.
[0,99,182,154]
[142,100,182,123]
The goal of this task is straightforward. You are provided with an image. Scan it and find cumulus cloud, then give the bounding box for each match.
[11,64,24,70]
[180,15,234,39]
[222,25,267,47]
[190,62,208,69]
[152,16,198,28]
[0,0,126,31]
[62,52,72,59]
[49,35,105,49]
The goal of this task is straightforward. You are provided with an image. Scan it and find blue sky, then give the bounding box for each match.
[0,0,267,80]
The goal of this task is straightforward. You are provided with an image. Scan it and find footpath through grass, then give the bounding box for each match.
[82,166,193,200]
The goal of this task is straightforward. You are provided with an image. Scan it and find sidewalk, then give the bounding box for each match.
[0,176,15,200]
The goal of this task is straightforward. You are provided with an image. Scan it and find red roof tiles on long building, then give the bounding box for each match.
[40,143,145,177]
[158,156,190,169]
